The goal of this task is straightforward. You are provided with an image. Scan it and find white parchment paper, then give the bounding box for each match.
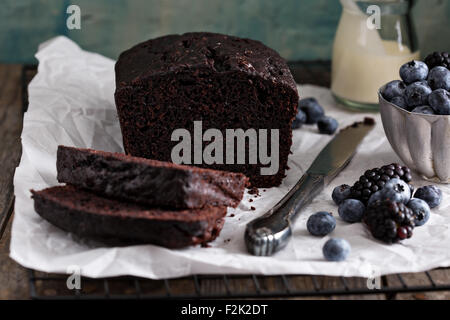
[10,36,450,279]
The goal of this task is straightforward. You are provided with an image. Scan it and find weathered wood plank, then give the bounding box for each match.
[0,64,29,299]
[0,64,23,238]
[385,270,450,300]
[0,213,29,299]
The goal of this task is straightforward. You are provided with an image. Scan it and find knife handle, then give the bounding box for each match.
[244,173,325,256]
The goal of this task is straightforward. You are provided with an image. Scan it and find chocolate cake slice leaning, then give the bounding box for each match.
[57,145,248,209]
[31,186,227,249]
[114,32,299,187]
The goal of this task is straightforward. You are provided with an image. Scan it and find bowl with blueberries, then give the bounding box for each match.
[379,52,450,183]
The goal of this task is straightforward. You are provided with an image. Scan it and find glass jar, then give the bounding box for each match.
[331,0,419,111]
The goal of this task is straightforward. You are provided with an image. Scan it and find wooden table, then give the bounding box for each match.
[1,63,450,300]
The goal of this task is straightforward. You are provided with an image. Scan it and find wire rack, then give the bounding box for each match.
[28,269,450,300]
[22,63,450,300]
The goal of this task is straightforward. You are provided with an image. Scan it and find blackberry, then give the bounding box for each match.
[363,200,415,243]
[350,163,412,204]
[424,52,450,70]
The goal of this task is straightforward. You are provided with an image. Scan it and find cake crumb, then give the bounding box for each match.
[248,187,260,196]
[249,199,253,202]
[251,206,256,211]
[229,213,235,217]
[224,239,231,243]
[364,117,376,125]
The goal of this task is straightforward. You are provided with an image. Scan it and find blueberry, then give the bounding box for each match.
[400,60,429,84]
[404,81,432,108]
[298,97,325,124]
[307,212,336,236]
[407,198,431,226]
[414,185,442,208]
[382,178,411,204]
[368,178,411,205]
[382,80,406,101]
[428,89,450,115]
[428,66,450,91]
[411,105,435,115]
[322,238,351,262]
[380,189,407,204]
[332,184,352,205]
[417,80,430,86]
[390,95,408,110]
[368,190,384,206]
[292,109,307,129]
[317,116,338,135]
[338,199,365,223]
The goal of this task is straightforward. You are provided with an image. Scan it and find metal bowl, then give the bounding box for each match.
[378,88,450,183]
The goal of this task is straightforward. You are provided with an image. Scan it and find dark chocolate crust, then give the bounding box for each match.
[31,186,227,249]
[115,32,299,187]
[57,145,248,209]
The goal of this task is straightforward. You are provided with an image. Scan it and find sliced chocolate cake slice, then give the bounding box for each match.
[31,186,227,248]
[57,145,248,209]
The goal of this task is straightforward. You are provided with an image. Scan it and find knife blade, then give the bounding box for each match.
[245,118,375,256]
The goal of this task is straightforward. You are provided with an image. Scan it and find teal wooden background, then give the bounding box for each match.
[1,0,449,63]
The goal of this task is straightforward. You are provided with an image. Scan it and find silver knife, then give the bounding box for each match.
[245,118,375,256]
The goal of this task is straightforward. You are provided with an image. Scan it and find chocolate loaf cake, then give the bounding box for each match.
[115,32,299,187]
[32,186,227,248]
[57,145,248,209]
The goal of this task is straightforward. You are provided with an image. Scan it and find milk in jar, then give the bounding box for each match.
[331,0,420,110]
